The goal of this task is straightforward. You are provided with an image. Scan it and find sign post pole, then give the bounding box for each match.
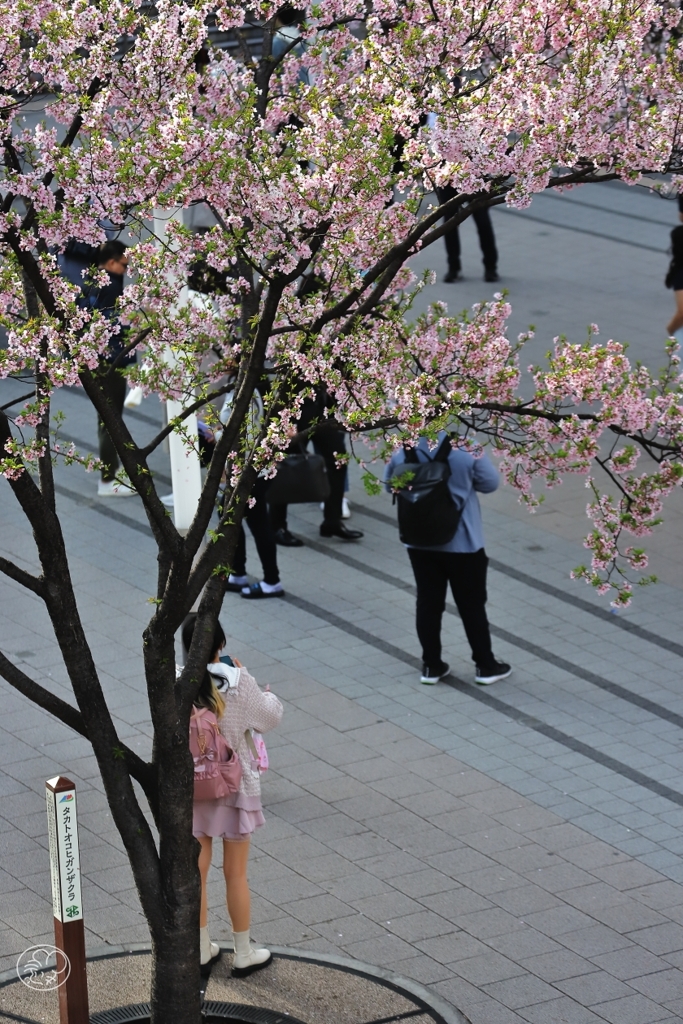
[45,776,89,1024]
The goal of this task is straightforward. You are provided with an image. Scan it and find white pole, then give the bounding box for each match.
[153,208,203,534]
[166,396,203,532]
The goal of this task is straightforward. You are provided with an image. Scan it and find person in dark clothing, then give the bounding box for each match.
[666,225,683,337]
[224,477,285,599]
[437,184,499,283]
[270,394,363,545]
[83,240,137,497]
[385,434,511,685]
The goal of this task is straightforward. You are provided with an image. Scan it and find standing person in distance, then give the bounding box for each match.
[666,225,683,342]
[184,618,283,977]
[437,186,499,284]
[385,433,511,685]
[82,240,137,497]
[270,394,364,545]
[427,95,499,284]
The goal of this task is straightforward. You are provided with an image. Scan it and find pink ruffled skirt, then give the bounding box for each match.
[193,792,265,842]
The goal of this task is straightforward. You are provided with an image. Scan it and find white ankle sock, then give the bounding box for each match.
[260,581,283,594]
[229,574,249,584]
[233,929,251,956]
[200,926,212,961]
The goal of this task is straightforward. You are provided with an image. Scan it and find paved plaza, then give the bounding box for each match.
[2,182,683,1023]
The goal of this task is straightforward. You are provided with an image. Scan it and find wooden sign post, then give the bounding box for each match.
[45,776,89,1024]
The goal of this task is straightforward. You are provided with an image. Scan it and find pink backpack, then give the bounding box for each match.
[190,707,242,801]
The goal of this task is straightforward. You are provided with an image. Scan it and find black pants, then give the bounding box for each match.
[270,400,347,531]
[97,370,127,481]
[233,477,280,585]
[437,185,498,273]
[407,547,493,668]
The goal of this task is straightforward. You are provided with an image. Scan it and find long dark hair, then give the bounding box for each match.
[665,226,683,288]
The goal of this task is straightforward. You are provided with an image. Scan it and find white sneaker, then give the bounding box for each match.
[97,479,135,497]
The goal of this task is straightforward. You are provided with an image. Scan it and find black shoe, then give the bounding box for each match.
[420,661,450,685]
[443,269,462,283]
[475,660,511,685]
[484,269,499,282]
[225,580,248,593]
[274,528,304,547]
[319,521,364,540]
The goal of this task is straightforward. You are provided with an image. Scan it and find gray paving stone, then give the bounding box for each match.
[455,950,526,985]
[590,902,669,934]
[314,913,386,944]
[590,945,671,980]
[559,925,634,957]
[556,971,634,1005]
[420,887,494,918]
[588,993,672,1023]
[517,997,605,1023]
[427,846,500,875]
[626,922,683,955]
[418,931,491,964]
[284,893,359,925]
[482,973,559,1009]
[350,890,424,923]
[322,870,389,902]
[521,949,600,983]
[627,967,683,1003]
[523,906,596,937]
[384,910,455,942]
[341,932,419,963]
[382,953,455,984]
[490,885,563,916]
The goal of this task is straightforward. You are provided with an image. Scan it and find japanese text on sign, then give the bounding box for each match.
[46,783,83,923]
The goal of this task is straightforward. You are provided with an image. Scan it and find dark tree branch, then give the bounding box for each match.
[0,556,44,596]
[0,409,161,836]
[106,326,153,371]
[78,367,182,555]
[138,382,234,459]
[1,389,35,412]
[0,650,153,791]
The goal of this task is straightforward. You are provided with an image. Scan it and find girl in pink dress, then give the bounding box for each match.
[185,619,283,977]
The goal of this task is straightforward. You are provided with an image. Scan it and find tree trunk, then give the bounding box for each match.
[150,915,201,1024]
[142,739,203,1024]
[145,629,204,1024]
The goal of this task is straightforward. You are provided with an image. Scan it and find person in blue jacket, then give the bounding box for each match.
[385,433,511,685]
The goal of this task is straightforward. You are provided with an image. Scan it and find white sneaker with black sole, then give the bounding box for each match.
[475,661,511,685]
[420,661,450,684]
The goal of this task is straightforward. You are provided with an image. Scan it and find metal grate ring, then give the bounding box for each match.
[90,1001,307,1024]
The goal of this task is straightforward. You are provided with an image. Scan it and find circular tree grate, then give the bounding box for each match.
[90,1001,307,1024]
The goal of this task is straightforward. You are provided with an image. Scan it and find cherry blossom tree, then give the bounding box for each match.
[1,0,683,1020]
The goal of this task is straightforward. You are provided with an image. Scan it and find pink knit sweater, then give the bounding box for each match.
[216,667,283,801]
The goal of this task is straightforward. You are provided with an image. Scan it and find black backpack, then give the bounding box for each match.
[389,436,462,546]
